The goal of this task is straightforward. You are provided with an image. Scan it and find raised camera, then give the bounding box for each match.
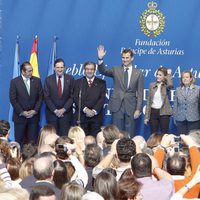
[174,136,181,143]
[56,144,68,152]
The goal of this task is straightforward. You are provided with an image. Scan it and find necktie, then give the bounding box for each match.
[124,67,129,88]
[58,76,62,97]
[24,78,30,95]
[88,80,92,87]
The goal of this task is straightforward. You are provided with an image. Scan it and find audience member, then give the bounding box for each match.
[94,171,118,200]
[29,185,56,200]
[131,153,174,200]
[61,182,86,200]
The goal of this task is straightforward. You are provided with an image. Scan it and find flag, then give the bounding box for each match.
[40,36,57,127]
[48,36,57,76]
[30,36,40,77]
[8,36,20,141]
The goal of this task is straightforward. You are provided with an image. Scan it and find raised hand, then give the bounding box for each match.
[97,45,106,59]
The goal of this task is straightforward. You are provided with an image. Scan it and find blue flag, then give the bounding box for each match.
[8,36,20,141]
[40,36,57,128]
[48,36,57,75]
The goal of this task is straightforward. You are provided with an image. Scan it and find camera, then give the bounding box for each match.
[56,144,68,152]
[174,136,181,143]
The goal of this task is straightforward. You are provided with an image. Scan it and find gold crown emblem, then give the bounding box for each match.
[148,1,157,10]
[140,1,165,37]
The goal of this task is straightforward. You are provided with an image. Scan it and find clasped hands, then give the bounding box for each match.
[54,108,66,118]
[22,110,37,118]
[84,107,95,118]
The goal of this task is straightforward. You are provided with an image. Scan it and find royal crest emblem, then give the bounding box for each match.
[140,1,165,37]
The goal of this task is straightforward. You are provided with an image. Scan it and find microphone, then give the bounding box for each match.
[77,78,83,126]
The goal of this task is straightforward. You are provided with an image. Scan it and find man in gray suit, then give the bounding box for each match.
[97,45,144,137]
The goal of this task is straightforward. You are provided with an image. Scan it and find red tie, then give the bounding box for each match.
[88,80,92,87]
[58,76,62,97]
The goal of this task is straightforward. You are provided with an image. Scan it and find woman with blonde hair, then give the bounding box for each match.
[68,126,86,152]
[37,124,57,150]
[173,71,200,134]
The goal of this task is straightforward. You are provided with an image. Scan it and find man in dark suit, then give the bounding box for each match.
[97,45,144,137]
[9,61,43,146]
[44,58,74,136]
[74,61,106,136]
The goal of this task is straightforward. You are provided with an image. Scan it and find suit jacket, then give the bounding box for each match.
[98,63,144,116]
[44,73,74,121]
[74,77,106,122]
[173,85,200,122]
[9,76,43,123]
[145,75,173,120]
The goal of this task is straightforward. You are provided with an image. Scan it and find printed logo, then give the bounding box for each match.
[140,1,165,37]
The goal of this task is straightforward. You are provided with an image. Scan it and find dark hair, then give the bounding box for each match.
[20,61,31,72]
[29,185,55,200]
[7,158,21,180]
[0,120,10,137]
[116,138,136,162]
[119,168,133,181]
[167,155,186,175]
[103,125,120,145]
[21,142,38,161]
[84,144,101,168]
[118,177,142,200]
[122,48,134,57]
[156,67,168,84]
[55,136,74,160]
[102,167,117,177]
[84,61,96,70]
[54,58,65,67]
[94,171,118,200]
[53,160,70,189]
[131,153,152,178]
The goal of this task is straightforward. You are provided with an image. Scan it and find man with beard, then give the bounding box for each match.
[74,61,106,136]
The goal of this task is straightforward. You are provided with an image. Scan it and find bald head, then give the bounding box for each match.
[33,156,54,180]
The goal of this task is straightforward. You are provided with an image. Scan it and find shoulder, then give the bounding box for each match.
[64,74,74,80]
[45,74,55,81]
[31,76,41,81]
[149,82,156,89]
[94,77,106,84]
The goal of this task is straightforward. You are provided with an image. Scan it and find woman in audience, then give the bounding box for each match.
[144,67,173,134]
[61,182,86,200]
[53,160,70,189]
[6,158,22,184]
[68,126,86,152]
[37,124,57,149]
[118,177,143,200]
[19,157,35,180]
[173,71,200,134]
[94,171,118,200]
[146,133,164,153]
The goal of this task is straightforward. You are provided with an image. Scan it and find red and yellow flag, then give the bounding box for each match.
[30,36,40,78]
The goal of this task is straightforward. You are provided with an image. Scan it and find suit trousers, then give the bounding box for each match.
[149,108,170,134]
[48,118,71,136]
[14,120,38,147]
[112,101,135,138]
